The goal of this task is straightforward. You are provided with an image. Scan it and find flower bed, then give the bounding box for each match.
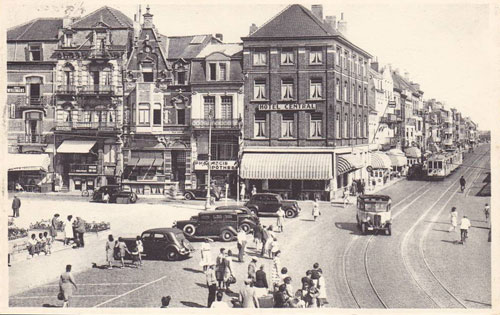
[85,221,111,233]
[28,219,110,233]
[29,220,64,231]
[8,226,28,241]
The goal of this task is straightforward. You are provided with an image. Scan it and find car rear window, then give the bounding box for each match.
[200,215,211,221]
[213,214,224,221]
[153,233,165,239]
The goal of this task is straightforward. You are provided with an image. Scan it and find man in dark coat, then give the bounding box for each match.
[74,217,86,248]
[12,196,21,217]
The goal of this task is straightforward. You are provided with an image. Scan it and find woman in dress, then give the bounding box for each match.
[59,264,77,307]
[449,207,458,232]
[276,207,285,232]
[200,238,213,271]
[50,213,60,240]
[317,271,328,307]
[312,198,320,221]
[271,250,282,290]
[135,236,143,266]
[64,215,74,246]
[223,250,234,291]
[105,234,116,269]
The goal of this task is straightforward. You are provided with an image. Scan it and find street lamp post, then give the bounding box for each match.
[205,110,213,210]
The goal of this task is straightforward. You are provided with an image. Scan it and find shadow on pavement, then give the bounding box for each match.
[441,239,459,245]
[183,267,204,274]
[432,229,450,233]
[300,219,316,222]
[334,222,360,234]
[181,301,207,308]
[42,303,59,307]
[195,282,208,289]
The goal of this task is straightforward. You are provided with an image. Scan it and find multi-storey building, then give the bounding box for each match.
[189,42,244,197]
[6,18,61,191]
[239,4,371,200]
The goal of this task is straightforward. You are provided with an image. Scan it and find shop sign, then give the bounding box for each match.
[7,86,25,93]
[257,103,316,111]
[194,160,237,171]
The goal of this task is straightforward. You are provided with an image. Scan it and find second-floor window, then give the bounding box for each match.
[177,109,186,125]
[281,49,294,65]
[176,71,186,85]
[253,51,267,66]
[309,47,322,65]
[153,104,162,125]
[254,80,266,100]
[138,104,150,125]
[336,78,340,100]
[310,113,322,138]
[281,113,294,138]
[64,33,73,47]
[336,47,341,65]
[281,79,294,100]
[310,79,322,99]
[358,114,362,137]
[254,112,266,138]
[28,43,42,61]
[142,65,153,82]
[221,96,233,119]
[343,81,348,101]
[204,96,215,119]
[352,114,356,137]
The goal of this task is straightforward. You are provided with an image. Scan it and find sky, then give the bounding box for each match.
[2,0,499,130]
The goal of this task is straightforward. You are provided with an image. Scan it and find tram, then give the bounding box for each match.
[426,148,463,180]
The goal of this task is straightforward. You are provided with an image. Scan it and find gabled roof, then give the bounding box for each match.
[196,43,242,58]
[248,4,335,38]
[167,35,216,60]
[70,6,133,29]
[7,18,62,41]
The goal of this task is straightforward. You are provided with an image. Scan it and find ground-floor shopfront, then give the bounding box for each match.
[7,153,52,192]
[193,160,238,197]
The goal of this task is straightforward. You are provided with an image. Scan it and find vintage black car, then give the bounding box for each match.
[122,228,194,261]
[244,193,301,218]
[215,205,254,215]
[173,210,259,241]
[184,185,221,201]
[91,185,138,204]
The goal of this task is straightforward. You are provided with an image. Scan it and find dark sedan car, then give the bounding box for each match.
[244,193,301,218]
[184,185,220,201]
[91,185,138,204]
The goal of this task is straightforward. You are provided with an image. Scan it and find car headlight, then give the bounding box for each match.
[172,221,177,227]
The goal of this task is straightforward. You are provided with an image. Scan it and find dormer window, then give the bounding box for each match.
[206,62,229,81]
[176,71,186,85]
[64,33,73,47]
[142,63,154,82]
[28,43,42,61]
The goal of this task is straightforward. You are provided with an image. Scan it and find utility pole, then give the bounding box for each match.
[205,109,213,210]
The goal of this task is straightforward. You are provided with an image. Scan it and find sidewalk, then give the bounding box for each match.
[330,177,405,206]
[9,231,109,296]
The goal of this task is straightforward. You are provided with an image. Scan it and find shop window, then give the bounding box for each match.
[74,179,82,190]
[254,112,267,138]
[254,80,266,100]
[310,113,322,138]
[269,180,290,190]
[281,113,294,138]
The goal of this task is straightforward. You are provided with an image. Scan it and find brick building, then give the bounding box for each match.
[239,4,372,201]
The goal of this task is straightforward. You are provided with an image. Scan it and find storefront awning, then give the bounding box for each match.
[405,147,422,158]
[8,153,50,172]
[44,144,55,154]
[369,152,392,169]
[240,153,332,180]
[56,140,96,153]
[388,154,408,167]
[152,158,164,167]
[337,154,363,175]
[136,158,155,167]
[126,157,140,165]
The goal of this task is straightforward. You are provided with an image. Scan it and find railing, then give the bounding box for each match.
[56,121,119,131]
[191,119,241,129]
[79,85,115,95]
[380,114,400,124]
[16,95,52,107]
[69,164,98,174]
[56,85,78,95]
[17,134,47,144]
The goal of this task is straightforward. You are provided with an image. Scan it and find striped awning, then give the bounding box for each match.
[126,157,140,165]
[369,152,392,169]
[388,154,408,167]
[136,158,155,167]
[405,147,422,158]
[240,153,332,180]
[57,140,96,153]
[337,154,363,175]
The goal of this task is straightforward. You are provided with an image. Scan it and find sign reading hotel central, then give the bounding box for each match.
[258,103,316,111]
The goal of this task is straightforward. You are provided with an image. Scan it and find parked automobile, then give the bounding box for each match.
[215,205,254,215]
[356,194,392,235]
[184,185,220,201]
[173,210,259,241]
[244,193,301,218]
[91,185,138,204]
[122,228,194,261]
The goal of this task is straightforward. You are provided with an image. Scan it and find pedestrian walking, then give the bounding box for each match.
[215,248,226,289]
[223,250,234,291]
[261,225,269,257]
[205,264,217,308]
[254,264,269,297]
[12,195,21,218]
[448,207,458,232]
[253,223,263,251]
[59,264,77,307]
[130,246,140,268]
[239,278,260,308]
[312,198,320,221]
[240,182,246,201]
[135,236,143,266]
[360,179,366,195]
[105,235,116,269]
[343,187,349,208]
[484,203,490,222]
[200,238,213,271]
[74,217,86,248]
[265,226,275,258]
[276,207,285,232]
[271,250,282,289]
[64,215,74,246]
[160,296,171,308]
[115,237,130,268]
[237,228,247,262]
[459,176,466,192]
[459,215,471,244]
[211,291,230,308]
[248,258,257,282]
[50,213,60,240]
[251,185,257,196]
[270,237,280,259]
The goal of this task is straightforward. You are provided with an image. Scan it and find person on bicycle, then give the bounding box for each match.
[459,176,466,192]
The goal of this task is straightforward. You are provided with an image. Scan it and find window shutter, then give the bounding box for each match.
[39,44,44,61]
[25,46,30,61]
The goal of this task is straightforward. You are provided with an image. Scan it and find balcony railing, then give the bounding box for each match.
[79,85,115,95]
[380,114,400,124]
[16,96,52,107]
[56,85,78,95]
[17,134,47,144]
[69,164,98,174]
[191,119,241,129]
[56,121,120,131]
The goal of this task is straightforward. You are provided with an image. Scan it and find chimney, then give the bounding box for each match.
[215,33,223,42]
[325,15,336,31]
[311,5,323,21]
[249,23,258,35]
[143,5,153,29]
[338,12,347,35]
[63,17,72,28]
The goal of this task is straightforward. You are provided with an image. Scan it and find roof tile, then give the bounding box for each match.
[70,6,133,29]
[8,18,62,41]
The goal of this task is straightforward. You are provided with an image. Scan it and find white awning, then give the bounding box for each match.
[56,140,96,153]
[8,154,50,172]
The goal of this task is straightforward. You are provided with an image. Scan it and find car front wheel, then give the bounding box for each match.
[385,224,392,236]
[361,223,367,235]
[240,223,251,233]
[284,208,296,218]
[220,230,234,242]
[129,193,137,203]
[184,192,194,200]
[166,248,179,261]
[183,224,196,237]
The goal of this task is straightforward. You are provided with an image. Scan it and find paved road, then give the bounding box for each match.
[9,145,490,308]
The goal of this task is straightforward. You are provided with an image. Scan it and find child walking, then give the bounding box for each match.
[136,236,143,266]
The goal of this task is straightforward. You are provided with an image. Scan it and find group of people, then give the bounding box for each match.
[239,183,257,201]
[105,235,143,269]
[26,231,52,258]
[55,214,86,248]
[449,203,490,244]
